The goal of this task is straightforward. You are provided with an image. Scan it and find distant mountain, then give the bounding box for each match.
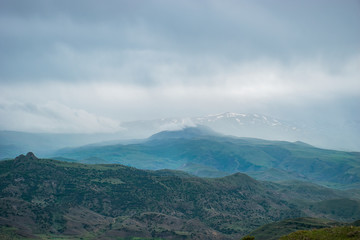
[121,112,302,141]
[148,125,219,140]
[0,153,358,239]
[1,112,359,160]
[121,112,360,151]
[194,112,301,139]
[0,130,135,159]
[53,126,360,189]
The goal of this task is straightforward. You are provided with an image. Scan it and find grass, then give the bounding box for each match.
[279,225,360,240]
[249,217,346,240]
[0,226,36,240]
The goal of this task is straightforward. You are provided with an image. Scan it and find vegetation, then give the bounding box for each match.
[279,225,360,240]
[249,217,347,240]
[1,153,359,239]
[241,236,255,240]
[53,128,360,189]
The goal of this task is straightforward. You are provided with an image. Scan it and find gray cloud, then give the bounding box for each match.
[0,101,122,133]
[0,0,359,137]
[1,0,359,82]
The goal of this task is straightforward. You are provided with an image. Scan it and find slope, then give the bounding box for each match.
[53,127,360,189]
[279,225,360,240]
[1,153,358,239]
[249,217,360,240]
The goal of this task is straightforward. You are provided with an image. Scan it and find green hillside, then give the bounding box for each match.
[53,128,360,189]
[1,153,359,239]
[249,217,346,240]
[279,225,360,240]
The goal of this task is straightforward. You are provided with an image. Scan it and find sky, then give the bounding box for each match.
[0,0,359,134]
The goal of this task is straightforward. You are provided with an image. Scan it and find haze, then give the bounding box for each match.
[0,0,359,145]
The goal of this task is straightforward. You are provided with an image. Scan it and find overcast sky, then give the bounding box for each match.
[0,0,359,133]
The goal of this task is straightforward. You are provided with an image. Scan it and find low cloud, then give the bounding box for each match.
[0,101,122,133]
[0,56,359,132]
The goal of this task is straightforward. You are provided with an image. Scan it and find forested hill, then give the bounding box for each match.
[1,153,359,239]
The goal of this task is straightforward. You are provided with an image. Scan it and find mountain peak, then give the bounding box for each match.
[205,112,247,118]
[148,125,220,141]
[15,152,39,161]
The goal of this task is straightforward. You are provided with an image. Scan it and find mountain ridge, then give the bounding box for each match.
[53,127,360,190]
[148,125,220,141]
[1,153,359,239]
[1,112,360,160]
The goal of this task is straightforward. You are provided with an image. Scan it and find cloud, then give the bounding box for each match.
[0,55,358,125]
[0,101,122,133]
[0,0,359,133]
[1,0,359,83]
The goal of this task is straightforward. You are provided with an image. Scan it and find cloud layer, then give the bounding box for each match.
[0,0,359,133]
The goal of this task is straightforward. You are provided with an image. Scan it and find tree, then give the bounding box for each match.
[241,236,255,240]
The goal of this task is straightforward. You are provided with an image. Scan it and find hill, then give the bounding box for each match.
[279,225,360,240]
[1,153,359,239]
[249,217,346,240]
[53,127,360,189]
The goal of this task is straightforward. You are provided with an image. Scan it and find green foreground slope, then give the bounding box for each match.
[249,217,347,240]
[279,225,360,240]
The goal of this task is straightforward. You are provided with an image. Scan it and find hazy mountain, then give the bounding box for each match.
[193,112,302,140]
[148,125,220,140]
[0,130,141,159]
[120,112,302,141]
[1,112,359,160]
[53,126,360,189]
[121,112,360,151]
[1,153,359,239]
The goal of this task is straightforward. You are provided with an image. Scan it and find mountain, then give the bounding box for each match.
[148,125,219,140]
[53,127,360,189]
[0,130,136,159]
[0,153,359,239]
[121,112,302,142]
[193,112,301,140]
[121,112,360,151]
[1,112,359,160]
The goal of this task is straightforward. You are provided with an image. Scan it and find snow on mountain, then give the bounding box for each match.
[1,113,359,159]
[195,112,286,127]
[120,112,303,142]
[192,112,302,141]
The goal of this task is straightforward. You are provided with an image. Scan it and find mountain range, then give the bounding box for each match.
[1,113,360,238]
[121,112,360,151]
[1,112,359,160]
[52,126,360,190]
[1,152,359,239]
